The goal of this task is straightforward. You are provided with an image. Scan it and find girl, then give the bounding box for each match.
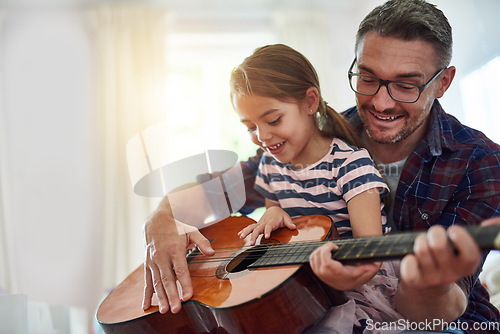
[230,44,390,292]
[229,44,404,332]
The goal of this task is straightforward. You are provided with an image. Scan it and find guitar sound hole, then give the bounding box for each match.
[226,246,268,273]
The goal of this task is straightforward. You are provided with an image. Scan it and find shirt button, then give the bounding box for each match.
[421,212,429,220]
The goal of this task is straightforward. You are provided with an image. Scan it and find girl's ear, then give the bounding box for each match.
[304,87,320,113]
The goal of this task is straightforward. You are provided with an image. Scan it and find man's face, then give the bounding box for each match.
[354,32,448,145]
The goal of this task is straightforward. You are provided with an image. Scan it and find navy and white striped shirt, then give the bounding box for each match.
[254,138,389,237]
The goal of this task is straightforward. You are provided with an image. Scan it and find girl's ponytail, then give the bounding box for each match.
[316,100,363,149]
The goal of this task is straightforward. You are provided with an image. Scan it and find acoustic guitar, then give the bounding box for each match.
[96,215,500,334]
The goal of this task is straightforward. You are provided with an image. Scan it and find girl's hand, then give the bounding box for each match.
[310,242,381,291]
[238,206,296,245]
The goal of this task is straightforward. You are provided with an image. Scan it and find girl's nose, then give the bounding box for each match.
[256,126,272,143]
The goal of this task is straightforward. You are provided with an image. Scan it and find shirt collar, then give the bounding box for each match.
[423,99,457,156]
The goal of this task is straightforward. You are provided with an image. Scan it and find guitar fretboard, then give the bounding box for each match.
[248,224,500,268]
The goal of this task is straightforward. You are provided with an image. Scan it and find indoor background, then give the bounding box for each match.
[0,0,498,332]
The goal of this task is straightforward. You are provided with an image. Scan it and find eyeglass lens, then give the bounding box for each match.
[349,74,420,103]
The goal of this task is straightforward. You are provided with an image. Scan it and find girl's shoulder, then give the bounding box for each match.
[329,138,375,168]
[331,137,368,154]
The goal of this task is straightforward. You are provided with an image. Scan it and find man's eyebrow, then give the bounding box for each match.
[358,64,424,80]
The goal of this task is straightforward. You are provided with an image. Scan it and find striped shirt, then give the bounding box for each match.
[254,138,389,237]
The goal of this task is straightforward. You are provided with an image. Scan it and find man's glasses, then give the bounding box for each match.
[348,58,446,103]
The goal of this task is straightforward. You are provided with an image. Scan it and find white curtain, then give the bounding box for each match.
[87,4,169,292]
[0,10,16,294]
[273,10,344,109]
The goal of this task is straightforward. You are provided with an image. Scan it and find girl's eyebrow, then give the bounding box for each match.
[240,108,279,123]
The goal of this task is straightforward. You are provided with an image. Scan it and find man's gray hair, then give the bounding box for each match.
[355,0,452,68]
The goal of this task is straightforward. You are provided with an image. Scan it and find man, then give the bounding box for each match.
[142,0,500,332]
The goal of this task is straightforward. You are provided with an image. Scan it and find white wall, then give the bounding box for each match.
[433,0,500,123]
[1,7,101,331]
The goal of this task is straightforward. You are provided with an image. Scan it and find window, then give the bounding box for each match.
[460,56,500,144]
[163,27,275,163]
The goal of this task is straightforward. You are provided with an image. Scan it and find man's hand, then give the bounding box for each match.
[142,209,214,314]
[396,223,487,324]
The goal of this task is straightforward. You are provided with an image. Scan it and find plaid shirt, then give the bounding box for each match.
[239,100,500,332]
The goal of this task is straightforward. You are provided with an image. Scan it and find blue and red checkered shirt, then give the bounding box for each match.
[239,100,500,332]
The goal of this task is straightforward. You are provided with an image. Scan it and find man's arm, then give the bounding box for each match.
[395,143,500,326]
[142,151,264,314]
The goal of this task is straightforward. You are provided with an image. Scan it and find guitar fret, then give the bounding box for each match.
[396,233,418,256]
[356,238,373,258]
[255,247,271,267]
[277,245,291,265]
[350,239,365,259]
[334,240,350,260]
[250,224,500,268]
[384,235,402,255]
[465,224,500,250]
[369,236,386,257]
[294,244,311,264]
[286,244,300,263]
[372,236,393,257]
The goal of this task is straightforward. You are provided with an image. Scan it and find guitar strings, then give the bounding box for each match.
[186,240,326,264]
[182,224,499,266]
[186,233,416,265]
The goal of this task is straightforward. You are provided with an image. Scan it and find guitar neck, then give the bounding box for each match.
[248,224,500,268]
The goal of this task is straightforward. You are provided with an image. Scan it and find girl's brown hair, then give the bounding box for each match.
[230,44,362,148]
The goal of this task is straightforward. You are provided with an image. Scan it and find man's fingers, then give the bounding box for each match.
[426,226,452,281]
[189,229,215,256]
[151,263,172,314]
[142,264,154,310]
[171,261,192,303]
[402,225,483,289]
[481,216,500,226]
[171,229,214,302]
[161,272,182,314]
[400,254,421,286]
[448,225,481,276]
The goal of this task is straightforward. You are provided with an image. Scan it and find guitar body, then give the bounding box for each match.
[97,215,345,334]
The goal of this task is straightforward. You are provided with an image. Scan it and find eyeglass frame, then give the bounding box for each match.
[348,58,447,103]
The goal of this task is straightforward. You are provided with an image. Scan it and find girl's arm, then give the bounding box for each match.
[347,188,383,238]
[310,188,383,290]
[238,199,296,245]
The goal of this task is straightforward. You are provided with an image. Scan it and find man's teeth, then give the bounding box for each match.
[375,114,401,121]
[269,142,283,150]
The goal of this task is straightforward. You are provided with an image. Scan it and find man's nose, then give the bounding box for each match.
[371,85,397,111]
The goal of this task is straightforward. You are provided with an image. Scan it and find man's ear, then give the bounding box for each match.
[305,87,320,112]
[436,66,456,98]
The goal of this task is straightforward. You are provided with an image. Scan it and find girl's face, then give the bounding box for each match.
[233,94,321,168]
